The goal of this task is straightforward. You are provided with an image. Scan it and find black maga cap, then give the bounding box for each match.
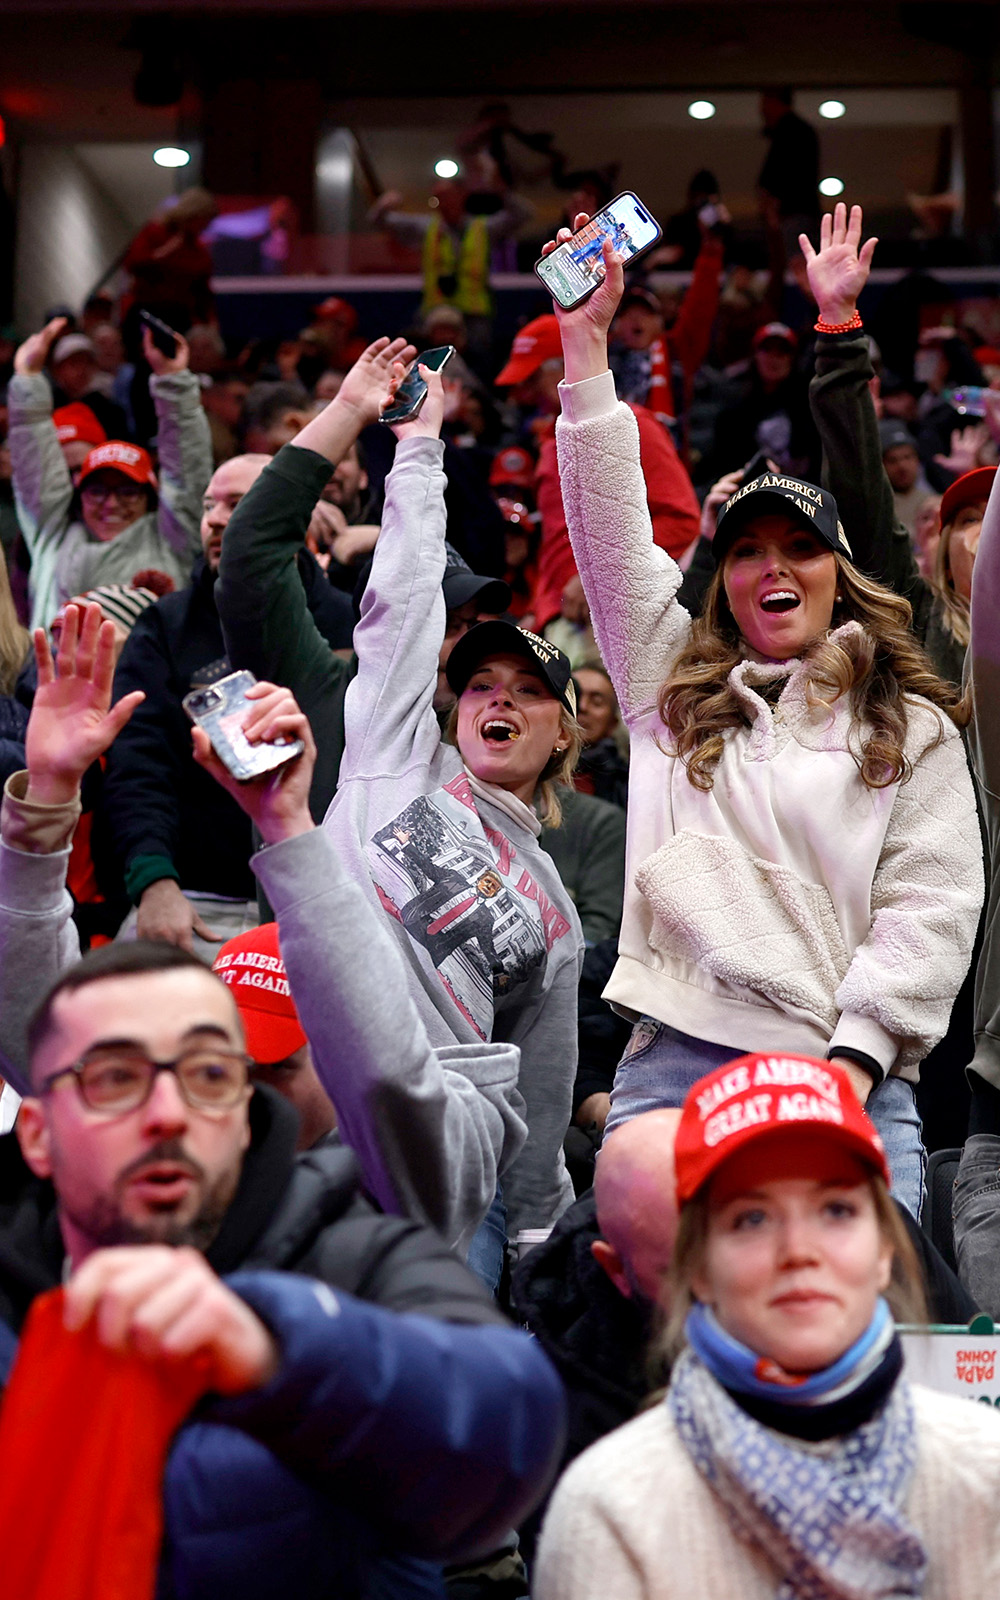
[714,471,852,563]
[445,619,577,716]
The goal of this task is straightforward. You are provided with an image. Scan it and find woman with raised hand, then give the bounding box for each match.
[545,217,982,1219]
[534,1055,1000,1599]
[308,357,584,1278]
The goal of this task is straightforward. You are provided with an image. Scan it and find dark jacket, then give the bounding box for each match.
[216,446,353,824]
[573,736,629,812]
[540,786,625,946]
[808,328,966,687]
[102,553,352,903]
[0,1087,566,1600]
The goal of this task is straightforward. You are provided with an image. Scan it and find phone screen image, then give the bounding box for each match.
[535,193,662,309]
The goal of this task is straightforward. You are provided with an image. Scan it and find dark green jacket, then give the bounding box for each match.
[216,445,352,821]
[809,330,965,687]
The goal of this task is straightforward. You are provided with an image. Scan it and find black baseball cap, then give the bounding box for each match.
[441,543,511,615]
[714,471,852,563]
[446,620,577,715]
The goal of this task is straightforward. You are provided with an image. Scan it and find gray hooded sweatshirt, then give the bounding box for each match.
[319,435,581,1235]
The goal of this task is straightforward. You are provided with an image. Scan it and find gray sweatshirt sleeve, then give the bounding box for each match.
[150,368,214,567]
[7,373,75,630]
[493,935,580,1234]
[967,469,1000,1090]
[253,826,528,1254]
[338,434,449,786]
[0,773,83,1093]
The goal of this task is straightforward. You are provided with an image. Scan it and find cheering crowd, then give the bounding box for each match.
[1,178,1000,1597]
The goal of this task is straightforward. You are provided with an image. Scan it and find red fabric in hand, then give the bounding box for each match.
[0,1288,211,1600]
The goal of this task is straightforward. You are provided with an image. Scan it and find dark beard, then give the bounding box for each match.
[62,1140,242,1254]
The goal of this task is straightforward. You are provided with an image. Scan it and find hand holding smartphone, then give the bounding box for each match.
[138,309,179,359]
[183,671,304,782]
[379,345,455,426]
[534,192,662,311]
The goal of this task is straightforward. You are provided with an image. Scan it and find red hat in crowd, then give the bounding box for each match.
[495,316,563,386]
[939,465,996,528]
[752,321,798,352]
[52,403,106,448]
[213,922,307,1065]
[77,441,158,492]
[674,1053,889,1205]
[489,444,536,491]
[312,296,358,329]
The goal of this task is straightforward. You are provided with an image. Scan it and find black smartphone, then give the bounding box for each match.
[379,345,455,426]
[534,192,663,311]
[139,309,179,359]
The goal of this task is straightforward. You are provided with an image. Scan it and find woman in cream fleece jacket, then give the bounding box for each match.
[546,223,983,1217]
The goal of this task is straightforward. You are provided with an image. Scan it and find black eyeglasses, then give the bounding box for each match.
[40,1047,252,1115]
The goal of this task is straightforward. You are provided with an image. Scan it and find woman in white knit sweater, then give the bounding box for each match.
[546,221,983,1217]
[535,1054,1000,1599]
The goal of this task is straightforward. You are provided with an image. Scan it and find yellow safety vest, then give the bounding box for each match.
[421,216,491,317]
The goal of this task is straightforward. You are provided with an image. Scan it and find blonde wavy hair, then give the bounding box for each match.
[0,548,29,696]
[929,516,971,650]
[660,554,968,792]
[445,702,583,829]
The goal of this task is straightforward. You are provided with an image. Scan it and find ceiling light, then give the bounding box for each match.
[819,100,846,119]
[153,147,190,168]
[687,101,716,121]
[819,177,845,197]
[434,158,459,179]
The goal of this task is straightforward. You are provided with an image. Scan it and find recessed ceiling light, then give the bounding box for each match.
[434,158,460,179]
[819,100,846,119]
[819,177,845,197]
[687,100,716,121]
[153,147,190,168]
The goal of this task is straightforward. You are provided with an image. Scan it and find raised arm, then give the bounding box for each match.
[0,605,144,1089]
[336,362,450,780]
[193,689,528,1252]
[804,204,923,600]
[7,319,75,627]
[547,221,693,721]
[146,328,214,568]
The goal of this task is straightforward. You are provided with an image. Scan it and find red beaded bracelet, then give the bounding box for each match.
[814,311,863,334]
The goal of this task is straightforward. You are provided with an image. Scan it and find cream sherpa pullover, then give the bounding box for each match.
[555,371,983,1081]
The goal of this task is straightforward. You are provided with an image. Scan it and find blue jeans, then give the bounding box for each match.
[466,1185,507,1297]
[604,1018,926,1218]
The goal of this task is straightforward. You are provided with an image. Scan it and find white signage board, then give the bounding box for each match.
[902,1329,1000,1410]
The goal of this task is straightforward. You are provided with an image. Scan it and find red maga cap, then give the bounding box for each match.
[77,441,158,491]
[674,1053,889,1205]
[495,315,562,386]
[53,403,106,448]
[939,465,995,529]
[213,922,307,1065]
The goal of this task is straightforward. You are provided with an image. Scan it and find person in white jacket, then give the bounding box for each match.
[534,1054,1000,1600]
[546,220,983,1219]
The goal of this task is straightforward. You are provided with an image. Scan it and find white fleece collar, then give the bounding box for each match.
[730,622,864,720]
[463,767,542,837]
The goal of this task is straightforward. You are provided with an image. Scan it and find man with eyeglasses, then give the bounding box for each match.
[8,316,212,630]
[0,604,558,1594]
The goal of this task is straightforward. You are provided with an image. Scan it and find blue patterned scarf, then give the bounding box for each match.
[669,1306,928,1599]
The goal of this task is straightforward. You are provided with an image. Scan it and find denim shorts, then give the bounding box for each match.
[604,1016,926,1219]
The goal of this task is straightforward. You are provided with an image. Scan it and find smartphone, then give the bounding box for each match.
[945,386,988,418]
[139,309,179,359]
[183,670,304,782]
[379,345,455,426]
[534,192,663,311]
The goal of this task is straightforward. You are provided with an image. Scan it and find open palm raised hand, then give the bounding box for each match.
[800,202,877,326]
[25,604,144,805]
[335,336,418,428]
